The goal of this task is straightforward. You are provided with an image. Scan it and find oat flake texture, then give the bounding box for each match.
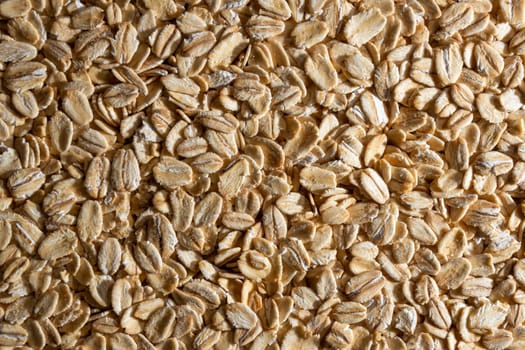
[1,0,525,349]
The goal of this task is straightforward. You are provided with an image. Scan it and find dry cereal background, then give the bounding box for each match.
[0,0,524,349]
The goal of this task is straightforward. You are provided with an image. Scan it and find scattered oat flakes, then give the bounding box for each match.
[0,0,523,349]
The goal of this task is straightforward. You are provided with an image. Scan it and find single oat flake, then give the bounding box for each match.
[0,0,524,349]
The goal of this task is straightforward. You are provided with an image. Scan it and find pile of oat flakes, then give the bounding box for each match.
[0,0,525,349]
